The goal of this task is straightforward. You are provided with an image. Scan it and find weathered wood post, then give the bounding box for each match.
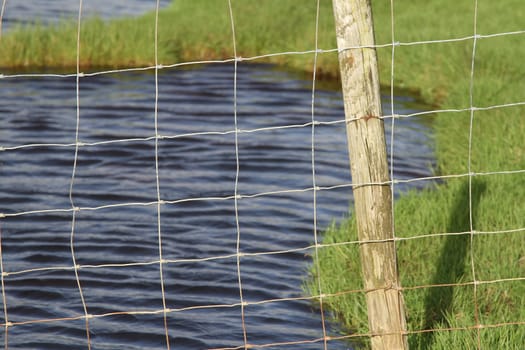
[331,1,408,349]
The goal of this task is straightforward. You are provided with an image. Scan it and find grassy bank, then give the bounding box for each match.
[304,1,525,349]
[1,1,524,348]
[0,0,339,73]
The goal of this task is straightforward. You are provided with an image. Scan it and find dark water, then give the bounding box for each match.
[0,62,435,349]
[0,0,171,31]
[0,2,435,347]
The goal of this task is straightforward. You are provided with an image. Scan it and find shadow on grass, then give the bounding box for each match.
[416,178,486,349]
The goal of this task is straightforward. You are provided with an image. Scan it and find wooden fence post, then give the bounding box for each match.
[331,1,408,349]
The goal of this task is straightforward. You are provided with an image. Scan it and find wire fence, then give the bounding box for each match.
[0,0,524,349]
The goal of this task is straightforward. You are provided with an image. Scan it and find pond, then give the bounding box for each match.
[0,62,435,350]
[0,2,436,349]
[0,0,171,30]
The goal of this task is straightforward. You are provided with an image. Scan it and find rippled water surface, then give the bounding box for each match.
[1,62,435,349]
[1,0,171,30]
[0,2,435,348]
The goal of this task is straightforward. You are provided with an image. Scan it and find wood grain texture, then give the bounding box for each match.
[331,1,408,349]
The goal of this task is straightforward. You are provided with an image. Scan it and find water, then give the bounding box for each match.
[0,62,435,350]
[0,0,171,30]
[0,2,436,349]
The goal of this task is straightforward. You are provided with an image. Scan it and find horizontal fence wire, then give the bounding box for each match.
[0,1,524,349]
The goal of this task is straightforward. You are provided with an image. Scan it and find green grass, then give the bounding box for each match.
[0,0,337,73]
[304,1,525,348]
[310,174,525,349]
[1,0,524,348]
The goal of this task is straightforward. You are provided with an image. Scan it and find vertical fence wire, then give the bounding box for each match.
[70,1,92,348]
[388,1,396,215]
[0,225,8,348]
[227,1,249,348]
[388,0,407,340]
[467,0,482,348]
[152,0,171,348]
[310,1,329,349]
[0,0,6,39]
